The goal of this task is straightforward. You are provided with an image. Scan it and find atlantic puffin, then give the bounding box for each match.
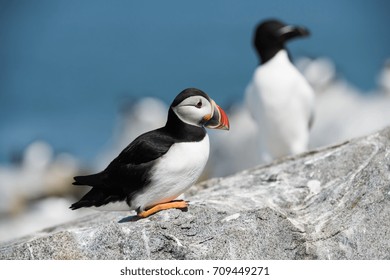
[70,88,229,218]
[245,19,315,159]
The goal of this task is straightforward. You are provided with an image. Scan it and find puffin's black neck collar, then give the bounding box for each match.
[165,108,206,141]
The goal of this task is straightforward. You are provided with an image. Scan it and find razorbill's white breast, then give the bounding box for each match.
[245,19,315,159]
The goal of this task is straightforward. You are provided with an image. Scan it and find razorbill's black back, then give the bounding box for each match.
[70,88,229,218]
[245,19,315,160]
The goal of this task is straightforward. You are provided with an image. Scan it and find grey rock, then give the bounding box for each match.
[1,127,390,259]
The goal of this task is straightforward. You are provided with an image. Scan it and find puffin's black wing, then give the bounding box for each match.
[112,128,175,166]
[70,128,175,210]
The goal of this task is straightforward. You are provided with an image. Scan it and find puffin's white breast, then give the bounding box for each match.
[131,134,210,211]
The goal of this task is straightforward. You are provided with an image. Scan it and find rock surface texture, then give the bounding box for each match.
[1,127,390,260]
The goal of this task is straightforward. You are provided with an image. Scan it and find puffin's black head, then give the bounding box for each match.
[253,19,310,64]
[170,88,229,130]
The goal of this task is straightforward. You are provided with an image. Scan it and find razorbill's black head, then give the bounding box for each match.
[70,88,229,218]
[253,19,310,64]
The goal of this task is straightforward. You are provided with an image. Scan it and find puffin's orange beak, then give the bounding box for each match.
[204,100,230,130]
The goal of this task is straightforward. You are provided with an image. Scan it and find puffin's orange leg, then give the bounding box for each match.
[137,200,188,218]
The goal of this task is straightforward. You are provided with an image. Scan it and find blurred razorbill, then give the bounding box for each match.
[245,19,315,159]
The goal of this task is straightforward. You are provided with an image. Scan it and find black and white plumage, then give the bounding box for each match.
[70,88,229,218]
[245,19,315,160]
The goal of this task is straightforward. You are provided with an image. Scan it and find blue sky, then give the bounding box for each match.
[0,0,389,162]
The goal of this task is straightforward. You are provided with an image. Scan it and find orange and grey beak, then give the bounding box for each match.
[204,100,230,130]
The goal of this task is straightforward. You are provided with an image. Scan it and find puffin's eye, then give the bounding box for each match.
[195,100,202,108]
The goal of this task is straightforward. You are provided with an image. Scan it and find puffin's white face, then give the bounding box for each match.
[172,96,213,127]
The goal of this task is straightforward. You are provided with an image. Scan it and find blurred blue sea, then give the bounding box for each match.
[1,0,389,164]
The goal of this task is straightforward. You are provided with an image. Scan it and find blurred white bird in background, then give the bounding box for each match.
[245,19,315,161]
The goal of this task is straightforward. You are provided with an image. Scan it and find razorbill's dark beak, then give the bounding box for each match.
[276,25,310,41]
[203,100,230,130]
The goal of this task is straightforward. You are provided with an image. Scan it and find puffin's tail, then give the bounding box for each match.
[72,172,105,186]
[70,172,107,210]
[70,188,105,210]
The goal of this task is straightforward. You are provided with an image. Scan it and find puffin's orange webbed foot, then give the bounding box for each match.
[137,200,189,218]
